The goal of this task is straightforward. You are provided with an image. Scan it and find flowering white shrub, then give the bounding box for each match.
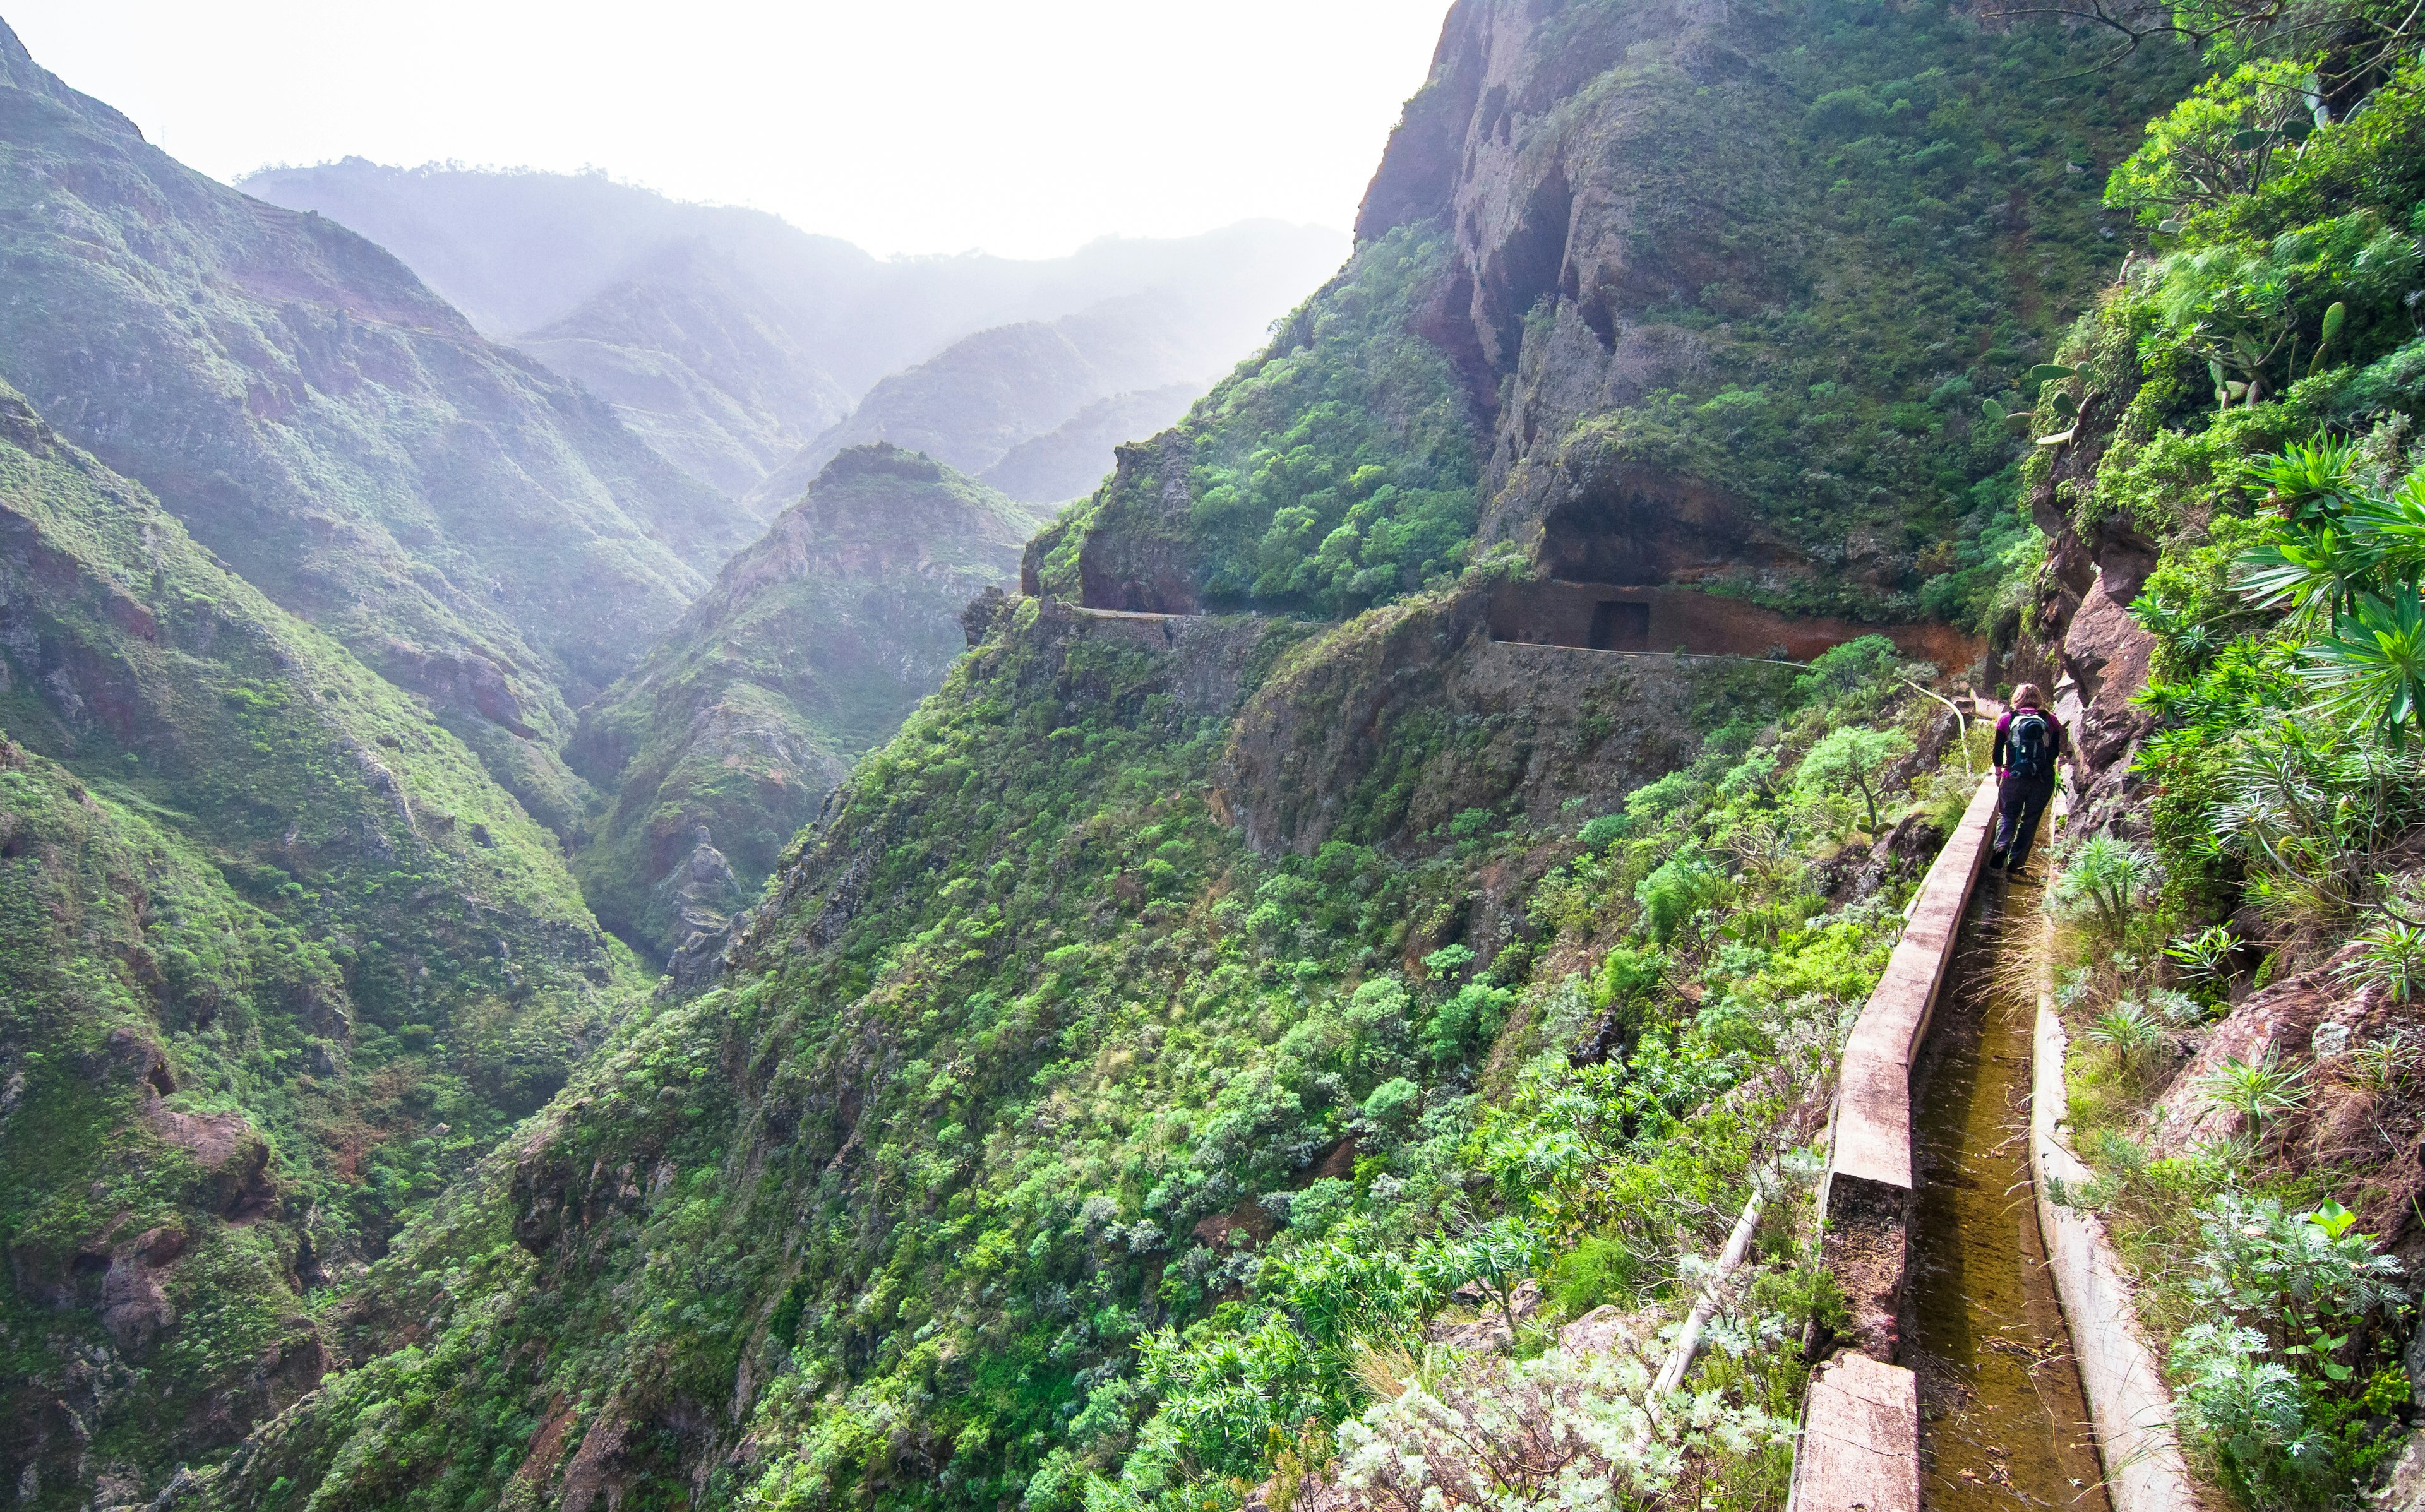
[1329,1343,1790,1511]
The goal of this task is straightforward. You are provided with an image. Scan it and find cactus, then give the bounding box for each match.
[2309,301,2347,376]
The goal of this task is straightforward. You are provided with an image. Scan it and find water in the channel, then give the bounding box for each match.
[1905,876,2112,1512]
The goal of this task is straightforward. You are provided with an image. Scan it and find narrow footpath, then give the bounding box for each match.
[1904,876,2108,1512]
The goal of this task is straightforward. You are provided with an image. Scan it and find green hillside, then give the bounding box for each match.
[0,381,649,1499]
[0,21,755,832]
[569,444,1051,961]
[1055,0,2196,625]
[12,0,2424,1504]
[153,2,2223,1508]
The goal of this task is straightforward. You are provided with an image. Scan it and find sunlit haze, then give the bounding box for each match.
[2,0,1448,258]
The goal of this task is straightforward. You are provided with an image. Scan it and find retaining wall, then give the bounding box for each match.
[1486,580,1984,670]
[1790,771,2000,1512]
[1792,763,2201,1512]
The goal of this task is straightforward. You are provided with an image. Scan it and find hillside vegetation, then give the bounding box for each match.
[18,0,2425,1504]
[1980,9,2425,1504]
[1055,0,2196,624]
[570,445,1050,961]
[0,382,650,1498]
[138,2,2225,1509]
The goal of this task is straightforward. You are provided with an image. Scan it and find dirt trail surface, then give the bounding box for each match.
[1907,878,2109,1512]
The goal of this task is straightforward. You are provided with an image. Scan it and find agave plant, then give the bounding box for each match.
[2252,436,2364,521]
[2167,923,2242,989]
[2339,910,2425,1003]
[2087,1000,2168,1071]
[2051,834,2160,948]
[2238,521,2387,629]
[2345,1031,2419,1090]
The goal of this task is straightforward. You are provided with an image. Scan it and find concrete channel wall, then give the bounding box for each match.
[1790,763,2201,1512]
[1790,772,2001,1512]
[2033,996,2204,1512]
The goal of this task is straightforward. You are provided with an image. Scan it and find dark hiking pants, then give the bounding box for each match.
[1994,775,2056,871]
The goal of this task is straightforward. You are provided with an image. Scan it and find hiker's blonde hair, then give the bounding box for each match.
[2011,681,2044,708]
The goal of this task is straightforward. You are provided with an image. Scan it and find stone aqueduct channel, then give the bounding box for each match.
[1788,762,2198,1512]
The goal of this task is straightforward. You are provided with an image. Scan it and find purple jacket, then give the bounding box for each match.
[1992,705,2068,778]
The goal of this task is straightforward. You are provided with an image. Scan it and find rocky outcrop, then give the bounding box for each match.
[1066,0,2188,632]
[2020,372,2166,831]
[1075,432,1207,614]
[1213,583,1751,858]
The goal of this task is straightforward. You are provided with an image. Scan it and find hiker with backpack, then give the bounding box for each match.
[1989,683,2068,876]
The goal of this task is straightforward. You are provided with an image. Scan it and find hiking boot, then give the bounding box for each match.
[1988,848,2007,870]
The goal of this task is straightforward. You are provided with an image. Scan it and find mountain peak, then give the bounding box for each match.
[814,439,951,489]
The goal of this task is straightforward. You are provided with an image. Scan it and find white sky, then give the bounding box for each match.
[4,1,1450,259]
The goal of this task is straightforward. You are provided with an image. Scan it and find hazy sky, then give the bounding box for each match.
[4,1,1449,259]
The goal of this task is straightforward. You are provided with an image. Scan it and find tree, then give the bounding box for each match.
[1795,726,1914,835]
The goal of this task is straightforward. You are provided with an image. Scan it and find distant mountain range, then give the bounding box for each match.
[0,37,759,836]
[241,161,1344,509]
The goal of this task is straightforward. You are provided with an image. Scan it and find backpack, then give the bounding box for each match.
[2007,708,2054,781]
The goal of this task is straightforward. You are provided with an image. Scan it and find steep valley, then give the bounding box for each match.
[3,0,2424,1508]
[570,444,1053,964]
[0,381,649,1493]
[0,22,763,842]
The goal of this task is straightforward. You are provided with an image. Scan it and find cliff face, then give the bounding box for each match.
[1062,0,2194,628]
[0,383,647,1503]
[569,444,1050,959]
[0,23,752,777]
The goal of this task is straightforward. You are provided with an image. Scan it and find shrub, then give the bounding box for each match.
[2340,910,2425,1001]
[1790,636,1899,704]
[1331,1343,1790,1512]
[1578,813,1630,848]
[2171,1194,2412,1504]
[1636,855,1727,944]
[2087,999,2167,1074]
[1546,1235,1647,1314]
[2050,834,2160,949]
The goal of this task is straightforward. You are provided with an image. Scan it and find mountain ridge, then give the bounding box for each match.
[0,20,769,837]
[569,443,1050,960]
[242,160,1347,509]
